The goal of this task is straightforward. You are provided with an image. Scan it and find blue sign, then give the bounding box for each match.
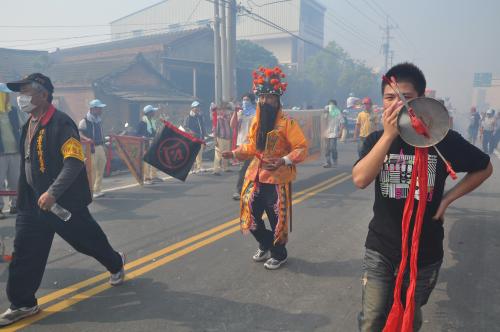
[473,73,492,87]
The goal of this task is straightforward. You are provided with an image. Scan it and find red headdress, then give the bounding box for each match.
[252,66,288,96]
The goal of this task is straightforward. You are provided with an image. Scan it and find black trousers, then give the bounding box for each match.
[7,207,122,309]
[236,159,251,193]
[249,184,287,260]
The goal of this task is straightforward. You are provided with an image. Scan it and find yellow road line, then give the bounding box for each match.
[6,173,352,331]
[35,173,348,307]
[4,226,241,332]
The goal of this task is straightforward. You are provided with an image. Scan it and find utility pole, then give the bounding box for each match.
[220,1,228,102]
[226,0,237,101]
[213,0,222,105]
[381,16,396,73]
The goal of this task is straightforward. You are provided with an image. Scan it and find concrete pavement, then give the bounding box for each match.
[0,142,498,331]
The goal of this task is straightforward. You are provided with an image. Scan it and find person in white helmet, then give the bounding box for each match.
[183,101,206,173]
[137,105,162,184]
[481,108,497,154]
[78,99,107,198]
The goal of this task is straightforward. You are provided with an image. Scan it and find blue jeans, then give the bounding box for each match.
[358,249,442,332]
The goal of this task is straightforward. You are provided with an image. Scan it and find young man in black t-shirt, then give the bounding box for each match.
[352,63,493,332]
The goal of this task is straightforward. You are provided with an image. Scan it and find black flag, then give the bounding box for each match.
[143,121,203,181]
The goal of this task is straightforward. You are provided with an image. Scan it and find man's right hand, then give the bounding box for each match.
[381,100,403,140]
[221,151,233,159]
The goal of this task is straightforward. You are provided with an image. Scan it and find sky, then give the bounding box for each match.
[1,0,499,124]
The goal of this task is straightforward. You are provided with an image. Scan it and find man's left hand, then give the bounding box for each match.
[38,192,56,211]
[433,198,449,221]
[262,157,285,170]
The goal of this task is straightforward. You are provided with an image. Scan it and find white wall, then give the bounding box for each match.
[110,0,324,65]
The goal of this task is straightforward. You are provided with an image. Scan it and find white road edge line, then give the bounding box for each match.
[101,167,216,193]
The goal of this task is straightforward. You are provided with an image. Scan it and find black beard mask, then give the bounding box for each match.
[256,102,279,151]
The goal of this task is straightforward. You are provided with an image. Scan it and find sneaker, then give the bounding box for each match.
[322,163,332,168]
[264,257,288,270]
[0,212,5,220]
[109,252,126,286]
[9,207,17,215]
[93,192,105,199]
[212,172,221,176]
[252,248,270,262]
[144,180,154,185]
[232,192,240,201]
[0,305,40,327]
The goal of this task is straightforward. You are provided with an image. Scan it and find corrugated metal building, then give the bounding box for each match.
[110,0,325,69]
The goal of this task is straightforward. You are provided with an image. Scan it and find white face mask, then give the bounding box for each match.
[17,95,37,113]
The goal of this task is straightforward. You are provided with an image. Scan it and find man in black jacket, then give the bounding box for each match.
[0,83,21,218]
[0,74,125,327]
[183,101,206,173]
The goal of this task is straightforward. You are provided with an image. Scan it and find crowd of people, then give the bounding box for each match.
[467,106,499,154]
[0,63,495,332]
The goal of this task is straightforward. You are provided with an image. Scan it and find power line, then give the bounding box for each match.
[0,21,209,49]
[367,0,419,54]
[324,11,380,49]
[239,5,339,57]
[247,0,292,7]
[282,0,380,51]
[186,0,203,22]
[360,0,386,20]
[342,0,381,27]
[0,22,208,29]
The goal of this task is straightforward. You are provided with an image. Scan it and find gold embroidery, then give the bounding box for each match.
[264,130,280,155]
[61,137,84,161]
[37,129,46,173]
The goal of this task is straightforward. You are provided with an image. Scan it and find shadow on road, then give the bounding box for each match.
[286,257,362,278]
[434,206,500,331]
[35,277,331,332]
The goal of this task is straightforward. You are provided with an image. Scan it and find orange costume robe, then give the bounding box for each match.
[233,108,308,244]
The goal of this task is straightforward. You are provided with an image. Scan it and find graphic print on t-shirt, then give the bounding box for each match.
[379,149,437,201]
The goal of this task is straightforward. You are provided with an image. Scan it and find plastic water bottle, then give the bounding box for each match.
[50,203,72,222]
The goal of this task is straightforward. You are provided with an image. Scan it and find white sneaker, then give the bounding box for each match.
[0,306,40,327]
[109,252,126,286]
[264,257,288,270]
[93,192,105,199]
[252,248,270,262]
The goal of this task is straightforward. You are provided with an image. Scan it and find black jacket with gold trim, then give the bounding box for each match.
[17,106,92,213]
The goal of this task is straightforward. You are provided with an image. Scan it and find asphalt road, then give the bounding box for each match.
[0,142,498,332]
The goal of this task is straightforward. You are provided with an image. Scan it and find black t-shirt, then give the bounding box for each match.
[358,130,490,266]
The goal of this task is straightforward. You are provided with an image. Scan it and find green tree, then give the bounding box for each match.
[236,40,279,70]
[303,41,379,107]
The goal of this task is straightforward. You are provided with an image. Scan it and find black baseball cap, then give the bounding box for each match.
[7,73,54,93]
